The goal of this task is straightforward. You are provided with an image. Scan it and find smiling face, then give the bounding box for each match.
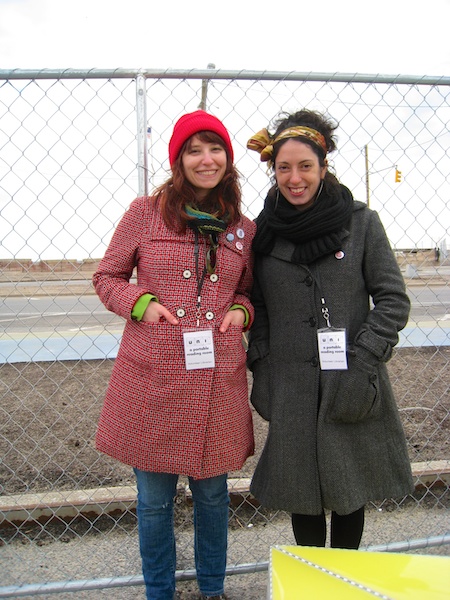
[181,134,227,200]
[274,139,327,210]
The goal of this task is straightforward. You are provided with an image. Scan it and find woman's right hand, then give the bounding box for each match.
[141,301,179,325]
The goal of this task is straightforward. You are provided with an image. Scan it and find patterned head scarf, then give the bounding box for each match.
[247,126,327,163]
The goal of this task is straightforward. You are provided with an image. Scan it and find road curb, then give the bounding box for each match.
[1,463,449,527]
[0,478,254,526]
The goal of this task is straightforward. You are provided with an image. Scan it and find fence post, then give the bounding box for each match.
[136,74,148,197]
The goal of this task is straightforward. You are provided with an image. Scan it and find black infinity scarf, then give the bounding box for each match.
[252,183,354,264]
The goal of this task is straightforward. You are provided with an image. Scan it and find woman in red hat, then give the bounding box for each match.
[93,111,256,600]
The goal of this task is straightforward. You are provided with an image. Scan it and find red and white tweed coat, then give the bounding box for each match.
[93,196,256,479]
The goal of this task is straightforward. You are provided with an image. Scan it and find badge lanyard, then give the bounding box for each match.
[193,230,207,328]
[320,296,331,328]
[182,230,215,370]
[313,269,348,371]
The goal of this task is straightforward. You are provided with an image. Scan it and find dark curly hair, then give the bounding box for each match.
[270,109,340,192]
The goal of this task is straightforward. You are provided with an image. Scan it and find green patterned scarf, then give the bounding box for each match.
[185,205,228,236]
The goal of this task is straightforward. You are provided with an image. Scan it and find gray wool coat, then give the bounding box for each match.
[247,201,415,515]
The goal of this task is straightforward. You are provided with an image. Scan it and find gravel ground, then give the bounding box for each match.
[2,497,449,599]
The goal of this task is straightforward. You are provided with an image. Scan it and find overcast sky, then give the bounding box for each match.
[1,0,449,259]
[1,0,449,76]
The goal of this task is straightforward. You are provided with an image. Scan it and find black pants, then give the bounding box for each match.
[291,506,365,549]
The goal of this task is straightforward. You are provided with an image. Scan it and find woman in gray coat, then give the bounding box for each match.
[246,109,414,549]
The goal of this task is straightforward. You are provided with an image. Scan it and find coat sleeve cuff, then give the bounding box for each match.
[354,328,392,362]
[247,339,269,370]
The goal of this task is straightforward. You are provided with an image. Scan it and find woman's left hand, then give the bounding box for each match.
[219,308,245,333]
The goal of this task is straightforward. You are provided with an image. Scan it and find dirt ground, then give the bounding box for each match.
[1,346,449,496]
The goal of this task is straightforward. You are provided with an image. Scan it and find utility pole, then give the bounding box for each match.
[199,63,216,111]
[364,145,398,209]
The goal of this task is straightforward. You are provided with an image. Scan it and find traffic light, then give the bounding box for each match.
[395,168,402,183]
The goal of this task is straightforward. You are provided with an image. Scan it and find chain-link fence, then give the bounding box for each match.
[0,69,449,597]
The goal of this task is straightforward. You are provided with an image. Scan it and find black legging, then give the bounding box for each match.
[291,506,365,549]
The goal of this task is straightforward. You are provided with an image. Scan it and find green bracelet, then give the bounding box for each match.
[131,293,158,321]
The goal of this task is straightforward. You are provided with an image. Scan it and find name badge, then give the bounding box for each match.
[183,329,215,370]
[317,328,348,370]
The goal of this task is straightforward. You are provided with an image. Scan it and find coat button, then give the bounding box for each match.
[309,317,317,327]
[176,308,186,318]
[304,275,313,286]
[209,273,218,283]
[183,269,192,279]
[311,357,319,367]
[205,311,214,320]
[369,374,377,382]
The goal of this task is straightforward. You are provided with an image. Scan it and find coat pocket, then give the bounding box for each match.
[250,355,272,421]
[326,354,382,423]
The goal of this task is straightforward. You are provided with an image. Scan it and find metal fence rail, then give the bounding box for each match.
[0,68,449,597]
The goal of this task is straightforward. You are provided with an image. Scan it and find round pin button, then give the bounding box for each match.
[236,241,243,250]
[205,311,214,320]
[183,269,192,279]
[236,228,245,239]
[210,273,218,283]
[335,251,345,260]
[176,308,186,318]
[226,233,235,242]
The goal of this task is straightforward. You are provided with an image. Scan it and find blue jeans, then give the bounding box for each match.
[134,469,229,600]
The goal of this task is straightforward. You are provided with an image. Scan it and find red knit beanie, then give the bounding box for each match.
[169,110,234,167]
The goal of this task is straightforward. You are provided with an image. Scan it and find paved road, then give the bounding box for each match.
[1,285,449,363]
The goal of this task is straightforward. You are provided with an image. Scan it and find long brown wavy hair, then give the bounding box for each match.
[156,131,242,233]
